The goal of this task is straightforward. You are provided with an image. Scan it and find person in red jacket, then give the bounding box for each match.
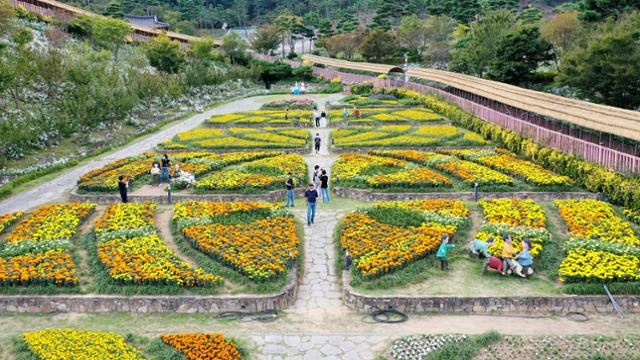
[483,256,504,275]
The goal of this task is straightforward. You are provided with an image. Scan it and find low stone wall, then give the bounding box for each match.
[342,274,640,315]
[70,188,306,204]
[0,270,298,313]
[329,145,494,154]
[332,187,600,202]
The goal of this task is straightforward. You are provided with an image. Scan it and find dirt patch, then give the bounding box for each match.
[155,207,198,268]
[75,206,104,292]
[131,184,170,197]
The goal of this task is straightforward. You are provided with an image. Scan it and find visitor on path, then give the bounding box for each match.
[285,172,295,207]
[305,184,319,226]
[160,154,171,184]
[320,109,327,127]
[352,106,361,119]
[469,237,494,258]
[514,239,534,278]
[118,175,128,203]
[343,107,349,119]
[285,108,289,122]
[314,111,320,127]
[151,162,160,186]
[313,165,321,189]
[501,235,514,276]
[436,234,455,271]
[314,133,321,154]
[320,169,330,203]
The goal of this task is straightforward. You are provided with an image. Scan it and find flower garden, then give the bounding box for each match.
[332,149,577,193]
[207,109,313,127]
[328,107,446,125]
[76,151,307,194]
[158,127,310,150]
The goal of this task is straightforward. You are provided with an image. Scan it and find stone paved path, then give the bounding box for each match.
[249,333,387,360]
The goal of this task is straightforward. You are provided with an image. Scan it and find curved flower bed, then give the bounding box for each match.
[6,203,95,244]
[173,201,279,223]
[21,328,144,359]
[474,153,573,187]
[332,124,488,148]
[161,333,242,359]
[0,211,24,234]
[435,160,513,186]
[159,127,309,150]
[0,249,78,286]
[367,168,451,188]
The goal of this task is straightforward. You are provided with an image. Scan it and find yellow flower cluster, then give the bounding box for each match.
[207,110,312,126]
[435,160,513,185]
[195,169,282,191]
[0,249,78,286]
[95,203,155,234]
[98,234,222,286]
[380,125,412,132]
[394,109,442,121]
[555,200,640,245]
[173,201,279,221]
[162,127,308,150]
[462,132,489,143]
[207,113,245,123]
[332,153,407,180]
[333,131,390,146]
[176,128,224,141]
[368,150,451,165]
[340,212,456,278]
[414,125,458,137]
[476,154,573,186]
[182,217,299,281]
[242,153,307,179]
[559,248,640,282]
[373,199,469,218]
[22,328,144,360]
[7,203,96,243]
[0,211,24,234]
[367,168,451,188]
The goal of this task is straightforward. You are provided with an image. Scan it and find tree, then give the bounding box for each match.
[558,12,640,108]
[487,25,553,85]
[440,0,481,23]
[221,32,248,65]
[579,0,640,22]
[540,11,582,58]
[337,12,359,33]
[450,10,515,76]
[317,18,335,39]
[257,61,292,89]
[251,24,281,55]
[358,29,397,63]
[478,0,518,14]
[103,0,124,18]
[423,15,456,69]
[274,14,303,57]
[190,38,214,62]
[324,31,365,59]
[518,6,543,24]
[145,35,186,73]
[0,0,15,35]
[399,15,427,58]
[91,16,131,62]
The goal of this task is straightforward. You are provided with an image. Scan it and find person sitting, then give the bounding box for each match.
[173,163,181,178]
[501,234,514,276]
[469,237,494,258]
[151,161,160,186]
[514,239,534,278]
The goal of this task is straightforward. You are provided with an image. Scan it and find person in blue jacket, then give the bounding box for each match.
[514,238,534,278]
[469,236,494,258]
[436,234,455,271]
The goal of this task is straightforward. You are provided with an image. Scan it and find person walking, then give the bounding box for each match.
[314,133,321,155]
[118,175,129,203]
[436,234,455,271]
[320,169,330,203]
[314,112,320,127]
[285,107,289,123]
[305,183,319,226]
[312,165,321,189]
[160,153,171,184]
[285,172,295,207]
[320,109,327,127]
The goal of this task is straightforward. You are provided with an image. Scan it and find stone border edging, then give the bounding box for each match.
[332,187,600,202]
[341,272,640,315]
[0,269,298,313]
[70,188,307,204]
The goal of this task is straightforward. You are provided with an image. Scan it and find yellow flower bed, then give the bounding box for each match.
[97,234,222,286]
[340,212,456,278]
[373,199,470,218]
[195,169,282,191]
[394,109,442,121]
[193,137,270,149]
[333,153,407,180]
[22,328,144,359]
[555,200,640,245]
[333,131,390,146]
[462,132,488,143]
[343,135,438,147]
[372,113,403,122]
[7,203,95,243]
[0,211,24,234]
[414,125,458,137]
[199,151,280,165]
[559,248,640,282]
[476,154,573,186]
[0,249,78,286]
[380,125,412,132]
[368,150,452,164]
[480,199,546,228]
[78,159,151,192]
[277,129,310,139]
[161,333,241,360]
[435,160,513,185]
[173,201,278,221]
[95,203,155,234]
[367,168,451,188]
[182,217,299,281]
[243,132,306,146]
[242,153,307,179]
[207,113,246,124]
[236,116,270,124]
[176,128,224,141]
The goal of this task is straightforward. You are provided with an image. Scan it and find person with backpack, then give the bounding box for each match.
[304,183,319,226]
[320,169,330,204]
[314,133,321,155]
[285,172,295,207]
[312,165,321,190]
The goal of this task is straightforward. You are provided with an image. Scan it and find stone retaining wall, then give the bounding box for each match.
[332,187,600,202]
[342,274,640,315]
[0,270,298,313]
[70,188,306,204]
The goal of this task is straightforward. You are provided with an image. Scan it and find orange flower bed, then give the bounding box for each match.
[0,211,24,234]
[340,213,456,278]
[172,201,279,221]
[182,217,299,281]
[0,249,78,286]
[6,203,95,243]
[161,333,242,360]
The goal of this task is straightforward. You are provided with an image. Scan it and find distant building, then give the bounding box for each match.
[124,15,170,30]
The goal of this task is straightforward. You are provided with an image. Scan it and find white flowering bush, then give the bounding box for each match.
[390,334,467,360]
[172,171,196,190]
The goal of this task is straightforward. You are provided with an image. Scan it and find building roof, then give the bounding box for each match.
[302,54,404,74]
[124,15,170,29]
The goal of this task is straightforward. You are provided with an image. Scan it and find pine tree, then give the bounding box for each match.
[103,0,124,19]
